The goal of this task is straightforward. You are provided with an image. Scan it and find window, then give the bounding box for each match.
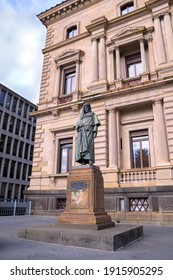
[18,100,23,115]
[12,97,18,112]
[12,139,18,156]
[2,113,9,130]
[19,142,24,157]
[10,161,16,178]
[0,134,6,152]
[129,198,149,211]
[59,139,73,173]
[64,67,76,95]
[9,116,15,133]
[126,53,142,78]
[6,136,12,154]
[0,89,5,106]
[131,130,150,168]
[55,49,83,101]
[23,103,28,118]
[15,119,21,134]
[66,26,77,39]
[21,122,26,137]
[3,159,9,177]
[16,162,22,179]
[121,2,134,15]
[6,93,12,110]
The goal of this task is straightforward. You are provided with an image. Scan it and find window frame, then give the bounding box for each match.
[64,22,80,40]
[58,138,73,174]
[130,130,151,169]
[63,66,76,95]
[125,52,142,78]
[121,1,134,15]
[66,26,78,39]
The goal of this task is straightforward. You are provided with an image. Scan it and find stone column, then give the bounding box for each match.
[164,11,173,61]
[146,35,156,74]
[109,49,115,82]
[99,35,107,80]
[139,39,147,73]
[153,99,169,165]
[108,108,118,168]
[92,38,98,82]
[153,15,166,65]
[115,46,121,79]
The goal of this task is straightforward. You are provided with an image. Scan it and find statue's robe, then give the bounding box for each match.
[75,112,100,164]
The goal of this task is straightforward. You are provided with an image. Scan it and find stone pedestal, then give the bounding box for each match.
[58,165,114,230]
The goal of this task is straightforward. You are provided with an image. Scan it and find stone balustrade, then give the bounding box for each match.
[119,168,156,183]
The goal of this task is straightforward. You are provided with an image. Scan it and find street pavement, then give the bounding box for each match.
[0,215,173,260]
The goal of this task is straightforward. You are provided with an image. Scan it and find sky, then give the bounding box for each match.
[0,0,62,105]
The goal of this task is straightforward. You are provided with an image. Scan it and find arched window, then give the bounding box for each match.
[66,26,77,39]
[121,2,134,15]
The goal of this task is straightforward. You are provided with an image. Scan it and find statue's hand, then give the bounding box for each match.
[93,132,97,138]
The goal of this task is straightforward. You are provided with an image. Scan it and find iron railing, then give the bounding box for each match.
[0,199,32,216]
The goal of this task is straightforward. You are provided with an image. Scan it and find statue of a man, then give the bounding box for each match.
[75,103,100,165]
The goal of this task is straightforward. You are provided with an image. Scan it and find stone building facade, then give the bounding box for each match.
[27,0,173,225]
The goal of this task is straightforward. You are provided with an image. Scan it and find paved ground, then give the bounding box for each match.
[0,215,173,260]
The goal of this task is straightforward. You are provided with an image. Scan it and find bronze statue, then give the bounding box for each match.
[75,103,100,165]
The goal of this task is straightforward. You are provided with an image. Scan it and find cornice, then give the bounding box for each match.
[37,0,103,27]
[31,76,173,118]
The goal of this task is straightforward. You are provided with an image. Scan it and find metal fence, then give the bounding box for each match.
[0,199,32,216]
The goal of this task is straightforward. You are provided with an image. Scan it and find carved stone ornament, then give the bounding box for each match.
[51,109,59,117]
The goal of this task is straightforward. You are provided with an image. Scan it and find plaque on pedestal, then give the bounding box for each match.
[58,165,114,230]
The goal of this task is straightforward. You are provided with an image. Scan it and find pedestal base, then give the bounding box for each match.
[58,165,113,230]
[18,224,143,251]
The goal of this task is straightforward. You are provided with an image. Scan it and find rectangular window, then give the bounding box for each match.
[131,130,150,168]
[6,136,12,154]
[18,100,23,115]
[126,53,142,78]
[0,89,6,106]
[0,134,6,152]
[9,116,15,133]
[12,139,18,156]
[15,119,21,135]
[12,97,18,112]
[3,158,10,177]
[10,160,16,178]
[2,113,9,130]
[64,67,76,95]
[59,138,73,173]
[6,93,12,110]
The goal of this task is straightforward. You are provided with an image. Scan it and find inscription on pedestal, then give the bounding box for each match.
[70,181,88,208]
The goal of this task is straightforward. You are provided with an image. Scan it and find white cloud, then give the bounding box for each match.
[0,0,62,104]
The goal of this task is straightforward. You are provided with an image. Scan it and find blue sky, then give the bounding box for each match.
[0,0,62,104]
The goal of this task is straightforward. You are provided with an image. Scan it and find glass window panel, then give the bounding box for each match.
[59,139,73,173]
[12,97,18,112]
[2,113,9,130]
[67,26,77,38]
[131,132,150,168]
[9,116,15,133]
[6,94,12,109]
[6,136,12,154]
[0,134,6,152]
[61,149,68,173]
[0,89,5,106]
[18,100,23,115]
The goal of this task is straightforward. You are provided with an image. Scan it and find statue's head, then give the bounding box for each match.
[84,103,91,113]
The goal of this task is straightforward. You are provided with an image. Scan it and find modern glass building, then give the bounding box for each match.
[0,83,37,200]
